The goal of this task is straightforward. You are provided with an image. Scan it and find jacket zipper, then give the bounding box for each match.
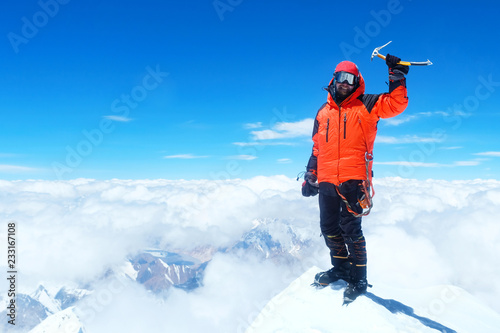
[326,118,330,142]
[343,113,347,139]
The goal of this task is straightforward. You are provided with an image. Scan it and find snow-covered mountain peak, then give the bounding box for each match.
[28,307,85,333]
[246,267,500,333]
[31,285,61,314]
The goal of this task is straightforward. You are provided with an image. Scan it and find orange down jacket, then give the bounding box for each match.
[307,73,408,186]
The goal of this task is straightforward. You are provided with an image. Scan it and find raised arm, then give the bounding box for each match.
[375,54,409,119]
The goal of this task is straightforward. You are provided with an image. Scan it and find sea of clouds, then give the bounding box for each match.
[0,175,499,332]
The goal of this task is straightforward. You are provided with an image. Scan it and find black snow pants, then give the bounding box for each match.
[318,180,367,281]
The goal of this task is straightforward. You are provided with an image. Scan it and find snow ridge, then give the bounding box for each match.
[246,267,500,333]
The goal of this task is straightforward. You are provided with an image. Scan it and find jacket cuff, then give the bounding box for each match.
[389,76,406,93]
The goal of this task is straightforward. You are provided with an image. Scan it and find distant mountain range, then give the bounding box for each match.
[1,218,308,332]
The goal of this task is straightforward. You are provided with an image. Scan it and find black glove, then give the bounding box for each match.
[301,171,319,197]
[386,54,409,80]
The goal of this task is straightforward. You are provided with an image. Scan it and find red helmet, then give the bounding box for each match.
[334,61,359,76]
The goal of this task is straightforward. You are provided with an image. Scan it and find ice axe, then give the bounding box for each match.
[371,41,433,66]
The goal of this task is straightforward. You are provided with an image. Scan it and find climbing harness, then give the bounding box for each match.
[336,152,375,218]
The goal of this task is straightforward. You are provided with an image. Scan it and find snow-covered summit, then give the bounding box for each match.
[246,267,500,333]
[28,307,85,333]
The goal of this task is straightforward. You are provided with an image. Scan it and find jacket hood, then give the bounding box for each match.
[334,61,360,76]
[327,73,366,106]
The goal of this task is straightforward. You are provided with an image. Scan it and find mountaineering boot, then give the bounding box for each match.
[313,261,352,287]
[343,278,368,304]
[343,264,369,304]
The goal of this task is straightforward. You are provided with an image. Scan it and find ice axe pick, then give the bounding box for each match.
[370,41,433,66]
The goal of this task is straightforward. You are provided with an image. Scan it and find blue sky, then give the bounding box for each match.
[1,0,499,181]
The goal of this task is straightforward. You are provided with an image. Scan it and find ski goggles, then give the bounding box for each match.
[334,71,358,86]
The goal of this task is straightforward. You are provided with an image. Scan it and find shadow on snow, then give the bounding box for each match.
[365,292,457,333]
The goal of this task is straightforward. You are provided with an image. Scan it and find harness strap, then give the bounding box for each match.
[336,153,374,218]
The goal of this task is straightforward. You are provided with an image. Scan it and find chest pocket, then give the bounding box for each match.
[343,110,365,147]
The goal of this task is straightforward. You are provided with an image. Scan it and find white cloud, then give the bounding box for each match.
[375,161,441,168]
[103,115,133,122]
[250,118,313,141]
[84,252,294,333]
[0,153,22,158]
[243,122,263,129]
[376,135,444,144]
[380,111,450,126]
[381,114,418,126]
[376,160,481,168]
[227,154,257,160]
[0,176,304,285]
[163,154,209,159]
[179,120,210,130]
[475,151,500,157]
[0,164,37,173]
[439,146,463,150]
[454,160,481,166]
[277,158,292,164]
[3,176,500,331]
[251,129,286,140]
[232,141,295,147]
[370,177,500,299]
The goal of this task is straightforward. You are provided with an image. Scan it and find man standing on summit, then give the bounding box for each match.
[302,55,409,303]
